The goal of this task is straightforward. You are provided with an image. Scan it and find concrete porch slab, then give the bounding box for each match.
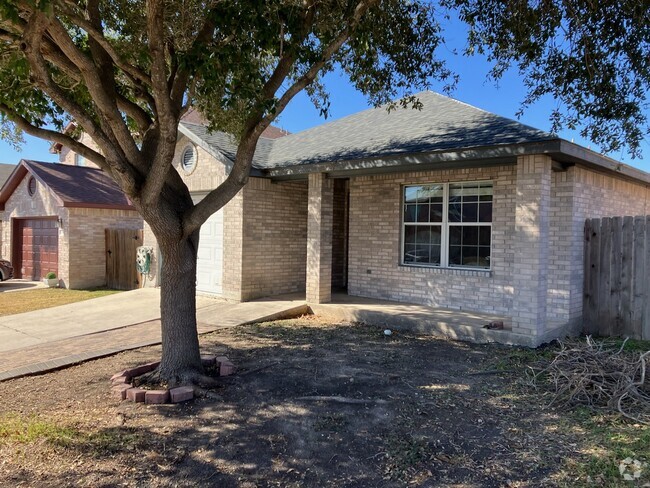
[310,293,544,347]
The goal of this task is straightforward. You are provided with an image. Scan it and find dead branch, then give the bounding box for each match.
[526,336,650,424]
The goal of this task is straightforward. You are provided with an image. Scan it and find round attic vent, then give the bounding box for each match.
[27,176,36,196]
[181,145,197,174]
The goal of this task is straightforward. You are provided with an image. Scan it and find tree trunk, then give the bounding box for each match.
[157,231,204,385]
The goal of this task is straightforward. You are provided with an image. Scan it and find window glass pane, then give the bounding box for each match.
[449,226,461,245]
[479,226,491,246]
[462,226,479,246]
[461,202,478,222]
[404,187,418,204]
[479,185,493,196]
[404,204,416,222]
[478,246,491,268]
[430,226,442,245]
[430,204,443,222]
[416,185,443,203]
[460,246,477,266]
[404,226,416,244]
[479,202,492,222]
[449,245,461,266]
[449,203,461,222]
[405,245,430,263]
[403,244,417,263]
[430,245,441,265]
[416,205,430,222]
[416,227,431,244]
[449,184,463,199]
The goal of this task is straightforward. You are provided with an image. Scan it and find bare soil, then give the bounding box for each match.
[0,317,646,487]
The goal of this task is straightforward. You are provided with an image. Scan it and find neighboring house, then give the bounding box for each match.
[0,163,16,254]
[140,91,649,346]
[0,160,142,288]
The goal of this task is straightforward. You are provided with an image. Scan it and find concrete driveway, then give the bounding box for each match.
[0,289,309,381]
[0,279,46,293]
[0,288,217,353]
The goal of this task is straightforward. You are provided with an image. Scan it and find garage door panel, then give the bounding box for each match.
[14,218,58,280]
[192,194,223,296]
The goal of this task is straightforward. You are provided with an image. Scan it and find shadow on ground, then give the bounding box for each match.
[0,319,584,487]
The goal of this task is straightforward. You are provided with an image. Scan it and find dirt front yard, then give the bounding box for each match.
[0,316,648,487]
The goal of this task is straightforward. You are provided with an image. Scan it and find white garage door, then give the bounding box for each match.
[193,194,224,295]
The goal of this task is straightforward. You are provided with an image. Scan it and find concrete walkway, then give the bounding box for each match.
[0,289,309,381]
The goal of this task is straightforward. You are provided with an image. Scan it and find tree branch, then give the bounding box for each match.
[0,102,109,172]
[44,17,144,168]
[55,0,152,88]
[183,0,378,235]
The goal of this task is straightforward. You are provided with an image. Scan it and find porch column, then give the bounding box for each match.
[512,154,552,337]
[306,172,333,303]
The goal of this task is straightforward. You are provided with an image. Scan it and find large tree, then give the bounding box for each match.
[0,0,647,385]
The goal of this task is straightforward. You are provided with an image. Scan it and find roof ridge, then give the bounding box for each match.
[426,91,555,137]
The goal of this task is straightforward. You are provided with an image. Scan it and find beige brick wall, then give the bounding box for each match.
[548,165,650,326]
[511,154,552,335]
[241,178,308,301]
[306,173,332,303]
[142,136,246,300]
[347,164,517,315]
[66,207,142,289]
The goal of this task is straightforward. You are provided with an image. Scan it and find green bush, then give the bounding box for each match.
[45,272,57,280]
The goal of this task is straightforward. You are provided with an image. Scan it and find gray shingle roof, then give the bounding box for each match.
[0,163,15,186]
[180,91,556,171]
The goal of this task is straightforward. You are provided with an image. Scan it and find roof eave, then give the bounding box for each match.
[264,140,562,179]
[264,139,650,186]
[554,140,650,184]
[178,123,235,166]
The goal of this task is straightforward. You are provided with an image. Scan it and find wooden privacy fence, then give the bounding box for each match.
[583,216,650,340]
[105,228,143,290]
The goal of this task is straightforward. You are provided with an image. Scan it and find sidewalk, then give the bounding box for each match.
[0,290,308,381]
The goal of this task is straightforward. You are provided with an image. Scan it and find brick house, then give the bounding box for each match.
[0,160,142,288]
[140,91,650,346]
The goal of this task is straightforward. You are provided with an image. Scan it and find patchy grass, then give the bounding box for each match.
[489,338,650,487]
[0,288,121,317]
[0,414,78,446]
[0,413,144,456]
[556,410,650,487]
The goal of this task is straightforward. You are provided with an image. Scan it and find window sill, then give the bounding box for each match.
[399,263,492,277]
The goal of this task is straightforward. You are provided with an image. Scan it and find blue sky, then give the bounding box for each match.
[1,15,648,171]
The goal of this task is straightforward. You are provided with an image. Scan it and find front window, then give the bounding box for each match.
[75,153,86,166]
[402,181,493,269]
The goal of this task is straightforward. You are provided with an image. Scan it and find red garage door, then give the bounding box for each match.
[13,219,59,280]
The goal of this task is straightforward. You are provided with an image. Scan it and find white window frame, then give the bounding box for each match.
[401,181,493,270]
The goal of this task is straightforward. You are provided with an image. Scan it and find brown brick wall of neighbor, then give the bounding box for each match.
[1,173,142,288]
[59,133,102,169]
[66,207,142,289]
[347,164,517,316]
[1,174,67,280]
[240,178,308,301]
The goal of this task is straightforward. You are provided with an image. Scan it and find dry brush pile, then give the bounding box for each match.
[527,337,650,424]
